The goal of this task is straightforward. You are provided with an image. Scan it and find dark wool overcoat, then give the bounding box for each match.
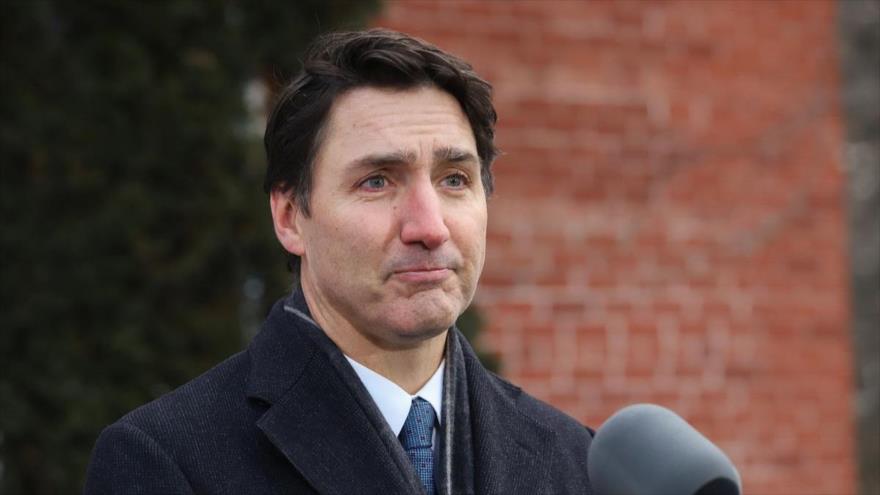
[84,290,594,494]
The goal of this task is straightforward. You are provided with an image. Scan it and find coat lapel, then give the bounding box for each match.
[246,292,556,494]
[453,331,556,494]
[246,294,424,495]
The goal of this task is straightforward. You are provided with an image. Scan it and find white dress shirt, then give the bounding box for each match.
[345,356,444,441]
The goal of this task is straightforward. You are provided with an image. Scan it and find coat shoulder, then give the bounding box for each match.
[464,360,595,493]
[85,351,262,494]
[485,369,594,443]
[119,350,252,438]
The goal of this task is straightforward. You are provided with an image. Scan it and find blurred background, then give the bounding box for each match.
[1,1,877,494]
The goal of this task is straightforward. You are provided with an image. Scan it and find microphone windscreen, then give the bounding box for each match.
[587,404,741,495]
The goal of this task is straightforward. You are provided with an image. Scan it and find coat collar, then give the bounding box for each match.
[246,290,555,494]
[246,291,424,494]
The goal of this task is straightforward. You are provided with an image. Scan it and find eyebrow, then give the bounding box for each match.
[433,146,478,164]
[345,146,478,172]
[346,150,417,171]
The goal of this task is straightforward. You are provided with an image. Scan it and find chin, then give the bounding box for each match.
[391,323,449,347]
[385,299,460,341]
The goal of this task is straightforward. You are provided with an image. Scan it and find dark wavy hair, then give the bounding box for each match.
[263,29,498,274]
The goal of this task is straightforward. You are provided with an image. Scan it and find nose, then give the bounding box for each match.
[399,180,450,250]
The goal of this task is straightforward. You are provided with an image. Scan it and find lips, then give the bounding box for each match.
[394,265,447,273]
[391,267,452,284]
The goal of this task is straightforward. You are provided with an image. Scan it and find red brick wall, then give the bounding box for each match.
[373,1,856,493]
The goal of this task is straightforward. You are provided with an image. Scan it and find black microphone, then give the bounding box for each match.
[587,404,742,495]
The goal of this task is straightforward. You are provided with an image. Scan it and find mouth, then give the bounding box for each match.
[391,267,452,284]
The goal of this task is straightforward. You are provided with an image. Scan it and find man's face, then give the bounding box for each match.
[283,86,487,349]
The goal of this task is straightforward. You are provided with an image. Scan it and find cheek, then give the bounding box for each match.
[451,209,487,267]
[314,206,395,261]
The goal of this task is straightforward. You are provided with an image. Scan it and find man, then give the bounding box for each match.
[85,29,594,494]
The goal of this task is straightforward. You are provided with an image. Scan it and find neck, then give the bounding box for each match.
[299,282,448,395]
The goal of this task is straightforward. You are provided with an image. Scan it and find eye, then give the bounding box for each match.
[360,175,388,191]
[441,173,469,189]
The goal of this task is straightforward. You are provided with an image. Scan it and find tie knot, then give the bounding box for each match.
[399,397,436,450]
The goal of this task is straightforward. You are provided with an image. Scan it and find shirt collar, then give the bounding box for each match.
[345,356,444,436]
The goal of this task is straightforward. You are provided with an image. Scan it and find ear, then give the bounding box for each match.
[269,189,305,257]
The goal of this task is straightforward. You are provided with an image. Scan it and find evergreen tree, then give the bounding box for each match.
[0,1,379,491]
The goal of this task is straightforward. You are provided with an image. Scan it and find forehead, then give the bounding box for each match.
[316,86,477,167]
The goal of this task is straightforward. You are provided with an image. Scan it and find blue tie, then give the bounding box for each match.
[399,397,436,495]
